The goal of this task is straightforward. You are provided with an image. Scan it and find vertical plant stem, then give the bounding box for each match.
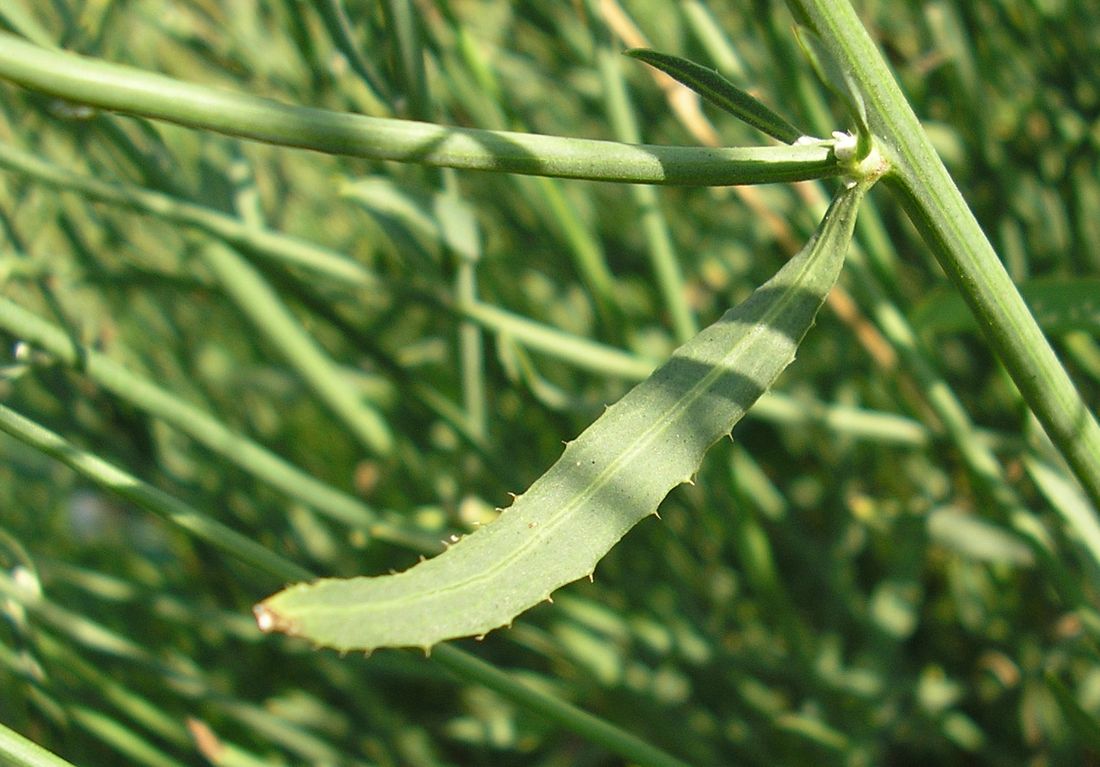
[454,197,488,441]
[382,0,488,440]
[591,6,698,342]
[787,0,1100,512]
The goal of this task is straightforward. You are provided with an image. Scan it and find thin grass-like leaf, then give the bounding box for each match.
[254,178,871,652]
[625,48,807,144]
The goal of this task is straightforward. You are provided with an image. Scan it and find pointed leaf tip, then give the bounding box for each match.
[625,48,806,144]
[254,180,872,653]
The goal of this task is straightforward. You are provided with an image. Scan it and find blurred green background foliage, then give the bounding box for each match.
[1,1,1100,765]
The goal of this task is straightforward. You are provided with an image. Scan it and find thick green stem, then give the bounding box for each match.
[0,31,836,187]
[786,0,1100,512]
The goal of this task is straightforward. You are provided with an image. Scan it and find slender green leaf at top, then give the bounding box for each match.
[625,48,807,144]
[254,177,872,653]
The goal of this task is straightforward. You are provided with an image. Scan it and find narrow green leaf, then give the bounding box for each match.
[254,179,871,652]
[625,48,807,144]
[794,25,872,157]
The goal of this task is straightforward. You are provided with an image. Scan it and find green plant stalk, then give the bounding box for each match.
[0,32,838,187]
[0,405,692,767]
[744,13,1057,576]
[0,720,79,767]
[0,404,315,583]
[0,142,378,287]
[786,0,1100,511]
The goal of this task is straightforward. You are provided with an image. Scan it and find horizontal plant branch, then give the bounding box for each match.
[0,32,839,186]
